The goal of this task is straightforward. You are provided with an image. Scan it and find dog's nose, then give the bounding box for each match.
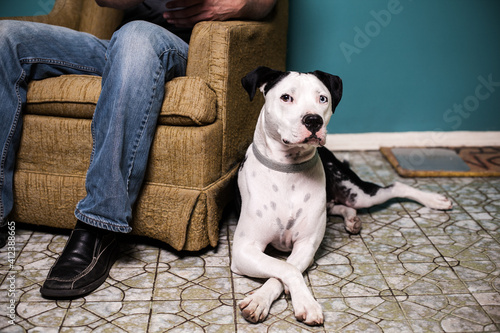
[302,114,323,133]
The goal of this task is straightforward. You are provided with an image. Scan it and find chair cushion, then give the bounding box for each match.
[26,75,217,126]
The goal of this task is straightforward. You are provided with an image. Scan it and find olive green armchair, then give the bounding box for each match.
[1,0,288,251]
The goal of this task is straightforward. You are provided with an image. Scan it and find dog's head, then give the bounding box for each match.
[242,66,342,147]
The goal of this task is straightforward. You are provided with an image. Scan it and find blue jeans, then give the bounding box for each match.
[0,20,189,232]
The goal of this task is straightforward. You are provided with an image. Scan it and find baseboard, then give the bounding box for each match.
[324,131,500,151]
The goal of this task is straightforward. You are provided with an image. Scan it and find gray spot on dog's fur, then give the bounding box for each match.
[270,201,277,210]
[256,210,263,218]
[286,209,303,230]
[276,218,284,230]
[304,193,311,202]
[272,184,279,192]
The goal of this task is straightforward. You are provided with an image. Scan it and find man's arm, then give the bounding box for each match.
[163,0,278,28]
[95,0,144,10]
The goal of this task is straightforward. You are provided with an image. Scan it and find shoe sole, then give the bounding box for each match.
[40,271,110,299]
[40,243,118,300]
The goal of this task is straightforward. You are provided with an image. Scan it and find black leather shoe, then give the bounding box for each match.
[40,220,118,299]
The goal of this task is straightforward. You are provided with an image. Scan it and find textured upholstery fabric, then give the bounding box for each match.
[26,75,218,125]
[2,0,288,251]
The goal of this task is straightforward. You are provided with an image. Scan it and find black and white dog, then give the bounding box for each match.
[231,67,452,325]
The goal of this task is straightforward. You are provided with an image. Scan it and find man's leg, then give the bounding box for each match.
[41,21,189,299]
[0,20,108,245]
[75,20,189,232]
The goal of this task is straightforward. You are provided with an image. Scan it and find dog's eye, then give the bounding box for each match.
[280,94,293,103]
[319,95,328,104]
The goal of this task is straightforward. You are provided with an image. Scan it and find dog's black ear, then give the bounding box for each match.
[311,70,343,110]
[241,66,287,101]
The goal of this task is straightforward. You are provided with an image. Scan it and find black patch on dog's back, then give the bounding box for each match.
[318,146,382,206]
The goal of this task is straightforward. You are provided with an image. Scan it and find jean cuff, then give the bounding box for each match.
[74,209,132,233]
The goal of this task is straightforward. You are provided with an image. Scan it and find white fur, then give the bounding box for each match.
[231,72,332,325]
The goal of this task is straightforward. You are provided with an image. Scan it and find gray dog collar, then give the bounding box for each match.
[252,143,320,173]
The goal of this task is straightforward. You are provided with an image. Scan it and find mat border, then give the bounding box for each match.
[380,146,500,178]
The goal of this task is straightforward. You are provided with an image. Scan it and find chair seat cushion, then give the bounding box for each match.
[26,75,217,126]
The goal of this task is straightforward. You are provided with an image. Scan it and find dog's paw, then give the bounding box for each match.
[292,293,324,326]
[420,192,453,211]
[345,216,362,235]
[328,204,362,234]
[239,292,272,323]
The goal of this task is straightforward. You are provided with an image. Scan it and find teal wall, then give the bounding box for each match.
[0,0,55,16]
[287,0,500,133]
[2,0,499,134]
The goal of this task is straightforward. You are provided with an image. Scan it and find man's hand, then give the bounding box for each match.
[162,0,277,27]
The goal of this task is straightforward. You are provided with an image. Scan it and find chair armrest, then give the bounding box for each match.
[186,0,288,95]
[186,0,288,173]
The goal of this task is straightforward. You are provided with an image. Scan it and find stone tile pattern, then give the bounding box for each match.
[1,151,499,332]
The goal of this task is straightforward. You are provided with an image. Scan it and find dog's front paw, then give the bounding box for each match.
[239,292,272,323]
[292,293,324,326]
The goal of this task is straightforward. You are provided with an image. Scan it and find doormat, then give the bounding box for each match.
[380,146,500,177]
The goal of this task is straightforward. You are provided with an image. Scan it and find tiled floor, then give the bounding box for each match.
[1,150,500,332]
